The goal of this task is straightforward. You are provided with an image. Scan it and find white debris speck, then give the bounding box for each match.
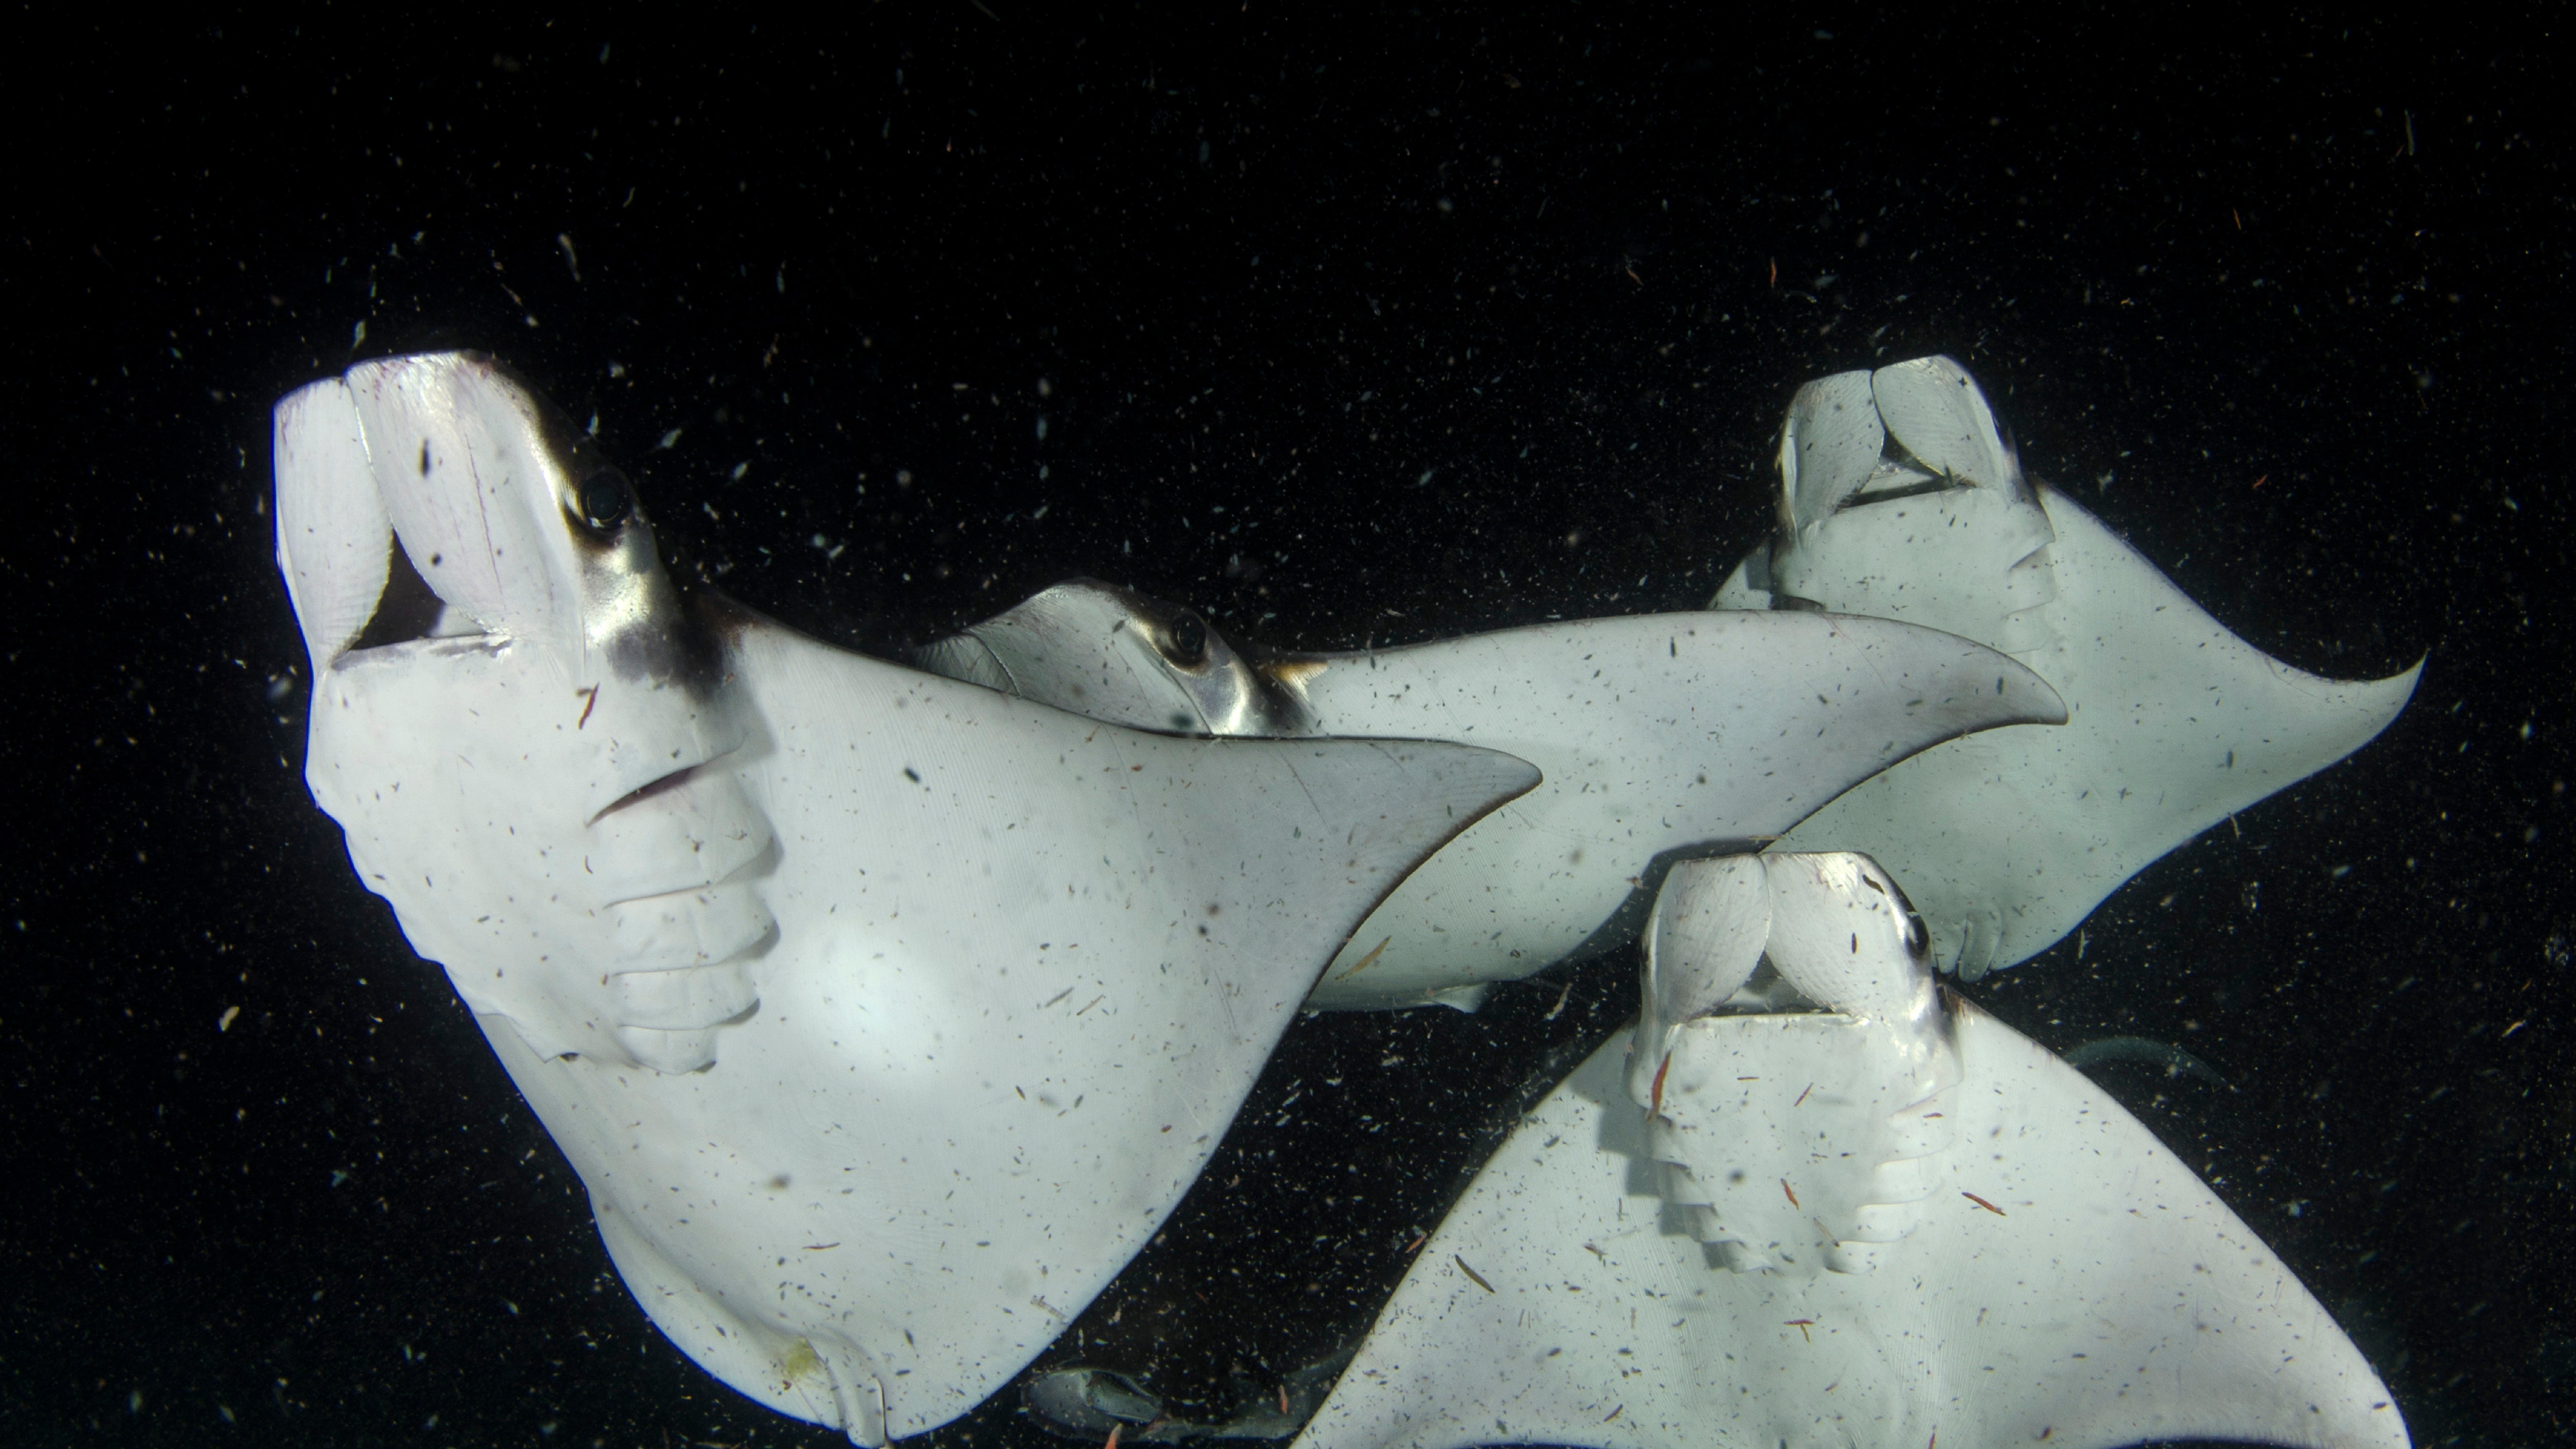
[218,1005,241,1032]
[655,428,682,450]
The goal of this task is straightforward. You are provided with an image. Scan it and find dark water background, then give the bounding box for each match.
[6,8,2569,1446]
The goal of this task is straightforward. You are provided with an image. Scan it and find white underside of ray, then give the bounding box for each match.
[920,584,2069,1011]
[278,353,1541,1444]
[1289,618,2062,1007]
[1294,854,2408,1449]
[1296,1021,2408,1449]
[460,632,1530,1442]
[1715,356,2420,977]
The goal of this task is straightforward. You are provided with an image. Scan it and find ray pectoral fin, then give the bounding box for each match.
[571,1126,887,1444]
[1288,611,2059,1009]
[1929,1001,2407,1449]
[560,622,1543,1441]
[1868,481,2422,973]
[2042,479,2423,787]
[1724,356,2419,978]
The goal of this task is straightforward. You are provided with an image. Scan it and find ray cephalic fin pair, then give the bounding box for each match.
[270,354,2055,1442]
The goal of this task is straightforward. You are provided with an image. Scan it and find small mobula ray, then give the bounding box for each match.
[919,580,2066,1009]
[273,353,1545,1443]
[1293,852,2409,1449]
[1714,355,2422,977]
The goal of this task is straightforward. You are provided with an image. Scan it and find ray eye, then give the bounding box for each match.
[1162,611,1208,667]
[578,468,635,533]
[1874,867,1931,959]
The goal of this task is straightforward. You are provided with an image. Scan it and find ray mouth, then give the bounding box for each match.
[341,534,487,658]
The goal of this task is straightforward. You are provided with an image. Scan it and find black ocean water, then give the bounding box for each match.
[6,10,2568,1446]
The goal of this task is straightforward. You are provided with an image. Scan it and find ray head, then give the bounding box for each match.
[916,577,1313,736]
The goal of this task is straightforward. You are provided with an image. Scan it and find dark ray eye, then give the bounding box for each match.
[578,468,635,533]
[1161,611,1208,668]
[1877,869,1931,959]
